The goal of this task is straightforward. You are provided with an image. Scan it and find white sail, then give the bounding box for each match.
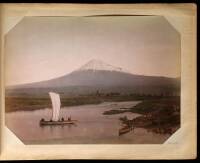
[49,92,61,121]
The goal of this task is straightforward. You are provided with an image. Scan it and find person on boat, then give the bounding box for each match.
[40,118,44,122]
[68,116,71,121]
[61,117,64,121]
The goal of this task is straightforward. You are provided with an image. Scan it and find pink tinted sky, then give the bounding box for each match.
[5,16,180,86]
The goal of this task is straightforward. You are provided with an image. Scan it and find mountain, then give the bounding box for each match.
[6,59,180,96]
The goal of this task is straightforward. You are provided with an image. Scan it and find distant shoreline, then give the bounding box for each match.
[5,94,179,113]
[5,96,142,113]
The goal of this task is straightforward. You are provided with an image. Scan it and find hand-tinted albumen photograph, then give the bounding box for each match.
[5,16,180,144]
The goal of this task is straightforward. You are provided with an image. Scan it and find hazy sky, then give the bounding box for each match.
[5,16,180,86]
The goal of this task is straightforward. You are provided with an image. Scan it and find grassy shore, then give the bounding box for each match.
[5,94,164,112]
[115,97,180,135]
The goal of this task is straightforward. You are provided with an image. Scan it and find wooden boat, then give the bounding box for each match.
[119,126,132,136]
[39,92,77,126]
[40,119,77,126]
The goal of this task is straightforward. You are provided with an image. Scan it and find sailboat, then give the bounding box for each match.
[40,92,77,126]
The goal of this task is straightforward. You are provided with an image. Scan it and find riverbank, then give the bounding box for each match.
[118,98,180,135]
[5,94,165,112]
[103,97,180,135]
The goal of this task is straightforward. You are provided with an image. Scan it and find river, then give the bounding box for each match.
[5,101,170,144]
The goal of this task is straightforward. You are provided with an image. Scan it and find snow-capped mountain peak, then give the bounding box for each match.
[76,59,129,73]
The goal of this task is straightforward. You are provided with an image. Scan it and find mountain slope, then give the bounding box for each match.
[7,59,180,95]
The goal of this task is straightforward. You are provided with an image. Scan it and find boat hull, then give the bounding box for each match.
[40,120,77,126]
[119,126,133,136]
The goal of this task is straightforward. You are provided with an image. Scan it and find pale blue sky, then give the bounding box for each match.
[5,16,180,86]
